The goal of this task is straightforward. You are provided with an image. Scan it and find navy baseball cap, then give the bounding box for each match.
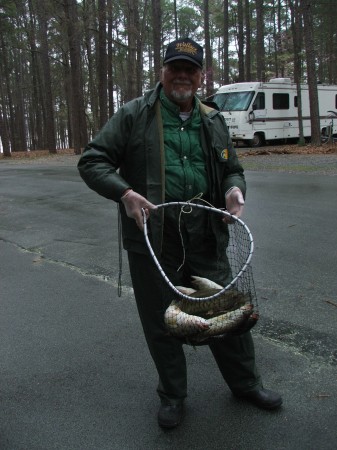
[163,38,203,68]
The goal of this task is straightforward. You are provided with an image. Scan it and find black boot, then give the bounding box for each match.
[158,400,184,428]
[234,388,282,410]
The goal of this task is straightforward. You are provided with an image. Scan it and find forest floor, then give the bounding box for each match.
[1,142,337,162]
[237,141,337,156]
[0,147,76,162]
[236,143,337,175]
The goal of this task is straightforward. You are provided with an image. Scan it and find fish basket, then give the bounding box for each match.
[143,202,259,346]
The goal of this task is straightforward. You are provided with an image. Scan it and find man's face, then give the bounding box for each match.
[160,61,204,110]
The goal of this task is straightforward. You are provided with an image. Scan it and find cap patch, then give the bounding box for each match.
[175,42,198,56]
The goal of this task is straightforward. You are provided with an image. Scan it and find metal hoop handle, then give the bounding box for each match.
[142,202,254,302]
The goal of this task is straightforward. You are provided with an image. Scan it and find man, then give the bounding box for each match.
[78,37,282,428]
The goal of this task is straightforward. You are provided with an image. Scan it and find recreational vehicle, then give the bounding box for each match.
[209,78,337,147]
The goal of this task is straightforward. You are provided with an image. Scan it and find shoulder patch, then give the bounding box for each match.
[221,149,228,160]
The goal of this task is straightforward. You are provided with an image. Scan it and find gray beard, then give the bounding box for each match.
[170,89,193,102]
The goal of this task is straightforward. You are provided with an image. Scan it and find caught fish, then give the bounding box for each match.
[230,312,260,336]
[191,304,253,343]
[175,288,249,316]
[164,304,210,336]
[191,276,223,290]
[165,301,253,341]
[175,286,196,296]
[164,276,256,342]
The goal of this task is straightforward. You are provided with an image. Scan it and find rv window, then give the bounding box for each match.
[294,96,298,107]
[273,93,289,109]
[253,93,265,110]
[335,95,337,109]
[212,91,254,111]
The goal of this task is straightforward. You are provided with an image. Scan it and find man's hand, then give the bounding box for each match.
[121,189,157,230]
[223,187,245,222]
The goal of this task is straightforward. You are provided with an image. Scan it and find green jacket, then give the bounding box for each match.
[78,83,246,253]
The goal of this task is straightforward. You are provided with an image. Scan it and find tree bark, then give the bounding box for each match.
[301,0,321,145]
[125,0,138,101]
[256,0,265,81]
[98,0,108,127]
[107,0,115,118]
[223,0,229,84]
[244,0,251,81]
[151,0,162,84]
[0,105,11,156]
[203,0,214,96]
[37,1,57,153]
[237,0,245,82]
[84,0,99,133]
[63,0,88,154]
[289,0,305,145]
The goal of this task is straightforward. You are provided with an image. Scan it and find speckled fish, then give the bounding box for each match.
[190,304,254,343]
[164,301,253,341]
[190,275,223,290]
[174,288,249,317]
[164,276,254,340]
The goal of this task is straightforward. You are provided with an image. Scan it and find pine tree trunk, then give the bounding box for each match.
[301,0,321,145]
[237,0,245,82]
[0,108,11,156]
[98,0,108,127]
[256,0,265,81]
[151,0,162,84]
[125,0,138,101]
[223,0,229,84]
[244,0,251,81]
[204,0,214,96]
[37,2,57,153]
[290,0,305,145]
[63,0,88,154]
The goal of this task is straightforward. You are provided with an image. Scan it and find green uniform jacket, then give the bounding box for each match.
[78,83,246,254]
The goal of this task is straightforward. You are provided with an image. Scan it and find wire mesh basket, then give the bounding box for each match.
[143,202,259,346]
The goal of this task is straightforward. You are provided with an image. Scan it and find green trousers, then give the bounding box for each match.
[128,249,262,402]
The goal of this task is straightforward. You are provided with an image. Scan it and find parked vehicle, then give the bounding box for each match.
[208,78,337,147]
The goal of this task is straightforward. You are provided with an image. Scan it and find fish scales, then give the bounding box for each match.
[164,275,255,340]
[164,303,253,339]
[177,288,249,316]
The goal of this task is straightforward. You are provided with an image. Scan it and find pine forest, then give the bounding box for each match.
[0,0,336,155]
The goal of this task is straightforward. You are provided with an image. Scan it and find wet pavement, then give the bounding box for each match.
[0,158,336,449]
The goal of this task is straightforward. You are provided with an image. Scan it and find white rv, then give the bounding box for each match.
[209,78,337,147]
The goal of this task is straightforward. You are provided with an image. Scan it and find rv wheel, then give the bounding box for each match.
[248,133,264,148]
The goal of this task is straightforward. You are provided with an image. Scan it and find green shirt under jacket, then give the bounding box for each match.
[159,90,208,201]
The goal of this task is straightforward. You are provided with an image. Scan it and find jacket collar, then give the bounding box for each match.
[145,82,162,108]
[145,82,220,122]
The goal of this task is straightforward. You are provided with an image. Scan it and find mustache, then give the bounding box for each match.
[173,79,192,86]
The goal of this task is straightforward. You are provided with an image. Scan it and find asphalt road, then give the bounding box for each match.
[0,156,336,450]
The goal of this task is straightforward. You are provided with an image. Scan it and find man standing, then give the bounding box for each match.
[78,37,282,428]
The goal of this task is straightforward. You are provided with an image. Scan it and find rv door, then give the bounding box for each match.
[251,92,266,124]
